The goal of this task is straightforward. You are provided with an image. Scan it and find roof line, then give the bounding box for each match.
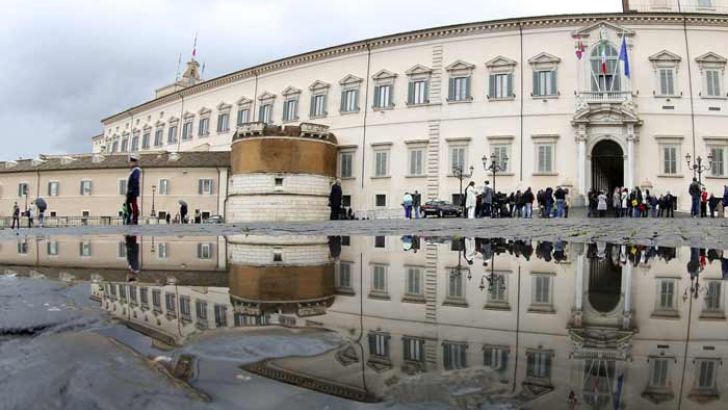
[101,11,725,124]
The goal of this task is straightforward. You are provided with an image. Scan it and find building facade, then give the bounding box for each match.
[94,2,728,215]
[0,152,228,222]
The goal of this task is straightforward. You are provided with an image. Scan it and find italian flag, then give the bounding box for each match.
[600,43,608,75]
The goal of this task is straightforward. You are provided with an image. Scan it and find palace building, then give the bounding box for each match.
[88,1,728,217]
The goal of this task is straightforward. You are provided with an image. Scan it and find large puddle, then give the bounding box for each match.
[1,234,727,409]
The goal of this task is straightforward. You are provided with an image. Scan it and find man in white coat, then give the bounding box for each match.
[465,181,478,219]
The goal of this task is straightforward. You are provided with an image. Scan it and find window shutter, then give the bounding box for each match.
[373,86,381,107]
[340,91,346,112]
[424,81,429,102]
[408,81,414,104]
[354,89,360,110]
[507,74,513,97]
[551,71,557,95]
[489,75,495,98]
[310,96,316,117]
[533,72,539,96]
[198,179,203,195]
[209,179,214,195]
[322,95,328,115]
[448,77,455,100]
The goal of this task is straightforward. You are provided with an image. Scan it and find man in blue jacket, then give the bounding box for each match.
[126,155,142,225]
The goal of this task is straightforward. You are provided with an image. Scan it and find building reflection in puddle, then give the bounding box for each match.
[3,234,727,408]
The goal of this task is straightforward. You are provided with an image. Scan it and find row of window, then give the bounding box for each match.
[18,240,213,260]
[336,262,554,307]
[12,178,215,198]
[368,331,551,375]
[108,47,728,154]
[339,141,554,180]
[105,284,229,327]
[337,141,728,181]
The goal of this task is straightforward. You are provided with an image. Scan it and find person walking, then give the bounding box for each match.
[402,192,414,219]
[126,155,142,225]
[597,191,608,218]
[514,190,523,218]
[554,186,566,218]
[328,179,342,220]
[481,181,494,218]
[612,188,621,218]
[664,191,675,218]
[523,187,534,218]
[179,201,189,223]
[412,190,422,219]
[34,198,47,228]
[649,192,659,218]
[11,202,20,230]
[544,187,554,218]
[26,207,33,228]
[465,181,478,219]
[700,186,708,218]
[689,178,701,218]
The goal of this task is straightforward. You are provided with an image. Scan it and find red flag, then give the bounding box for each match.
[575,41,585,60]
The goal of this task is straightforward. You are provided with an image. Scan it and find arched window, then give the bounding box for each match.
[590,43,621,92]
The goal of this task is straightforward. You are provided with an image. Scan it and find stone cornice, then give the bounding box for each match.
[101,12,728,125]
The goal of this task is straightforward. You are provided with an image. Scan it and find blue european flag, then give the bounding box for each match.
[619,37,630,79]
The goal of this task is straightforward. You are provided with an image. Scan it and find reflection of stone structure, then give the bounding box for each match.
[227,124,337,222]
[227,235,335,320]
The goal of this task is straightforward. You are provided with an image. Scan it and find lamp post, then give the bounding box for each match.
[151,185,157,217]
[452,164,474,218]
[481,153,508,195]
[685,153,713,185]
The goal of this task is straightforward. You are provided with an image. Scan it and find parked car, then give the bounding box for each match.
[204,215,225,224]
[421,200,463,218]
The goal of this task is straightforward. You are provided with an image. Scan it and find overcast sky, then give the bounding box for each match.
[0,0,622,161]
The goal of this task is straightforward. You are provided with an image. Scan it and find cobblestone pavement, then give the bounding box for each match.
[1,216,727,249]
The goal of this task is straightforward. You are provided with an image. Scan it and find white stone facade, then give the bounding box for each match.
[227,173,331,222]
[99,7,728,213]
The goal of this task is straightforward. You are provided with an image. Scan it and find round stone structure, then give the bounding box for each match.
[227,123,337,222]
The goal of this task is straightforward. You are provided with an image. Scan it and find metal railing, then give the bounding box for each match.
[0,215,177,228]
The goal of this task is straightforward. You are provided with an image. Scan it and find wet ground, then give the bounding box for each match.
[1,233,727,409]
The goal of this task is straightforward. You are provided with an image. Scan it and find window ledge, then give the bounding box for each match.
[446,98,474,104]
[532,172,559,177]
[488,96,516,102]
[216,130,231,134]
[701,96,727,100]
[699,311,726,320]
[532,95,559,100]
[281,119,300,125]
[339,110,361,115]
[655,94,682,99]
[339,176,356,181]
[309,115,328,120]
[705,175,728,180]
[405,101,435,107]
[484,303,511,311]
[372,106,395,112]
[368,292,391,300]
[371,175,391,180]
[443,299,469,308]
[447,173,474,178]
[405,174,428,179]
[402,296,426,304]
[657,174,685,178]
[527,306,555,314]
[336,288,356,296]
[651,310,680,319]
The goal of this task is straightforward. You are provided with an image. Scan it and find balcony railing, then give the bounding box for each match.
[578,91,633,104]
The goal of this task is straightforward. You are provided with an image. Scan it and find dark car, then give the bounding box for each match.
[421,200,462,218]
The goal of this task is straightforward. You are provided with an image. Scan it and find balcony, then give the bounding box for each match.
[578,91,633,104]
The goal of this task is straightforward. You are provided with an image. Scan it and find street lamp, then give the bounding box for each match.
[481,153,508,196]
[151,185,157,218]
[452,164,474,218]
[685,152,713,185]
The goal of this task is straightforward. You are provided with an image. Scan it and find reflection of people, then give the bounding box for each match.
[328,236,341,259]
[464,237,476,265]
[125,235,140,279]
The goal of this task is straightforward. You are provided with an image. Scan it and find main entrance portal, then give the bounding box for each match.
[591,140,624,195]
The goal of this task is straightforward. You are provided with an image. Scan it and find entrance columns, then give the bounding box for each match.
[622,262,633,329]
[626,126,636,189]
[576,125,587,196]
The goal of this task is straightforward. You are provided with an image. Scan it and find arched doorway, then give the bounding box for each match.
[591,140,624,195]
[588,258,622,313]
